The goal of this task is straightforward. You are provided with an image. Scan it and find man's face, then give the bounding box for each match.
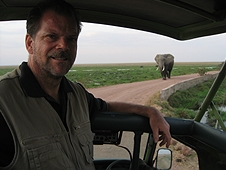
[26,10,79,77]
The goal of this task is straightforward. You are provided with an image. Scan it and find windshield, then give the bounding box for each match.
[1,20,226,170]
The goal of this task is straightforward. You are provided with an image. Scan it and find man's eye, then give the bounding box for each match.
[69,37,77,42]
[48,34,57,39]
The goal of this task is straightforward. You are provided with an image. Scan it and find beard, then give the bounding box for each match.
[47,50,75,77]
[32,47,75,79]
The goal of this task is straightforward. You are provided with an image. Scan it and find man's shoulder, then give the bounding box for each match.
[68,80,85,90]
[65,79,88,95]
[0,67,21,95]
[0,67,20,83]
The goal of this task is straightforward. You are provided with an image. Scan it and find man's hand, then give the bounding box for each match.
[148,109,171,147]
[107,102,171,147]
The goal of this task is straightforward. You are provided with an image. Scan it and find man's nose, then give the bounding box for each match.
[56,38,68,50]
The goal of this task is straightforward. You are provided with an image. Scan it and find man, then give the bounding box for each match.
[0,0,171,169]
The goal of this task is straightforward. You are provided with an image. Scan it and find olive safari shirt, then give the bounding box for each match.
[0,62,108,169]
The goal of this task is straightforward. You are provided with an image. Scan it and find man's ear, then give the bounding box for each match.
[25,34,34,54]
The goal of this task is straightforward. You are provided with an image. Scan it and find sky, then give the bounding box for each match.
[0,20,226,66]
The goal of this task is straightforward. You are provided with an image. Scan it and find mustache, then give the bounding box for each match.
[49,50,72,60]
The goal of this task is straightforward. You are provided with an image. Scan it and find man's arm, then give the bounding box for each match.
[107,102,171,148]
[0,113,14,166]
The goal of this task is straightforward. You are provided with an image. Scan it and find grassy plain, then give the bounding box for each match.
[1,62,225,122]
[0,62,221,88]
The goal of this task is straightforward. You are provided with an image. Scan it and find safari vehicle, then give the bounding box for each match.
[1,0,226,170]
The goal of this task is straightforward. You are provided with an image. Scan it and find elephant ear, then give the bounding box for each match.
[155,54,164,64]
[154,55,159,64]
[164,54,174,64]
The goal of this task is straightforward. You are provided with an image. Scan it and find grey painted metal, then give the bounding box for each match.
[210,102,226,131]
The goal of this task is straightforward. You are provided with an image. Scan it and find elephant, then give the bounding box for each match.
[154,54,174,80]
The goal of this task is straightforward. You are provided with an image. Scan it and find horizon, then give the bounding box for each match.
[0,61,222,68]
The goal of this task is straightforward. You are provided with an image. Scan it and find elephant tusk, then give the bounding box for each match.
[162,66,165,71]
[156,67,159,71]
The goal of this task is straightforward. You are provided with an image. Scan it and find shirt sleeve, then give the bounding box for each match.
[0,112,14,166]
[77,83,108,120]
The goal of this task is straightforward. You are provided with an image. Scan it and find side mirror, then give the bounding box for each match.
[156,148,172,170]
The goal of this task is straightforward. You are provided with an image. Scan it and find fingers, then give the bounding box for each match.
[153,132,171,148]
[164,124,172,148]
[165,131,172,148]
[148,109,171,147]
[151,122,171,148]
[159,133,171,148]
[152,128,160,144]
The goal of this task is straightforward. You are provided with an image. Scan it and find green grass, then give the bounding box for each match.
[0,67,16,76]
[0,62,221,88]
[167,78,226,120]
[65,64,159,88]
[1,62,225,123]
[168,79,226,109]
[63,62,221,88]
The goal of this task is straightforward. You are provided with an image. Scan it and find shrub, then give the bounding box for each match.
[197,68,207,76]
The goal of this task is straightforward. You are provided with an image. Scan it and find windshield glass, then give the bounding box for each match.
[0,20,225,170]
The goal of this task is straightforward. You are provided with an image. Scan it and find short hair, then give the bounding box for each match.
[26,0,82,37]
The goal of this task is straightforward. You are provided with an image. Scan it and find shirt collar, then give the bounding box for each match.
[19,62,73,97]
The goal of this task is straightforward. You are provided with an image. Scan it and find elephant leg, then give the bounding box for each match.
[161,71,167,80]
[162,65,168,80]
[167,62,174,79]
[168,67,173,78]
[167,71,170,78]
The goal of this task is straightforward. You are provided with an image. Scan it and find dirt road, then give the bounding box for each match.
[87,71,218,105]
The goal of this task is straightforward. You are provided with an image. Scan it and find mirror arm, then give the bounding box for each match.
[143,134,157,166]
[130,131,143,170]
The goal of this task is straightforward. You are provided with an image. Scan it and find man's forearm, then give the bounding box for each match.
[107,101,161,118]
[107,101,171,147]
